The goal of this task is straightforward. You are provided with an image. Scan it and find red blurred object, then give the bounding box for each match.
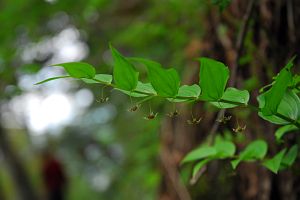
[42,152,66,200]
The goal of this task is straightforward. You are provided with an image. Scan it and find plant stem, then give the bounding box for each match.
[219,99,300,129]
[275,113,300,129]
[91,78,300,129]
[136,96,154,105]
[91,78,157,96]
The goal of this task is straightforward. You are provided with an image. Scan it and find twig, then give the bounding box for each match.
[208,109,225,144]
[229,0,256,86]
[160,147,192,200]
[190,166,207,185]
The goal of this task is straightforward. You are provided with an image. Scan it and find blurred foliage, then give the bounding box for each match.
[0,1,213,199]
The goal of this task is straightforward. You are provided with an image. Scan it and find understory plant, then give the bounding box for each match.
[36,44,300,180]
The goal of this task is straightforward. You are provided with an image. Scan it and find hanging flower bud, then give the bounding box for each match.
[97,97,109,103]
[144,112,158,120]
[232,124,246,133]
[187,117,202,125]
[216,115,232,124]
[128,104,140,112]
[167,110,179,118]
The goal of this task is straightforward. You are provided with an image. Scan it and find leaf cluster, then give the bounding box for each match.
[35,45,300,177]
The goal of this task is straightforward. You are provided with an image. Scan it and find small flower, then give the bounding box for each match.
[187,117,202,125]
[96,97,109,103]
[128,104,140,112]
[167,110,179,117]
[216,115,232,124]
[232,124,246,133]
[144,112,158,120]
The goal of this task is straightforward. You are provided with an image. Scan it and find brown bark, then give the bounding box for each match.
[158,0,300,199]
[158,117,193,200]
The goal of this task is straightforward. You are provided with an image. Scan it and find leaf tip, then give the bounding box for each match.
[231,160,240,169]
[108,42,115,51]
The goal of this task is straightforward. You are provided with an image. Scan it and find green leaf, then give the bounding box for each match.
[281,145,298,168]
[239,140,268,160]
[231,140,268,169]
[230,161,240,170]
[52,62,96,78]
[261,57,295,115]
[258,90,300,124]
[263,149,286,174]
[275,125,298,142]
[182,136,235,165]
[117,82,156,97]
[290,74,300,88]
[210,87,250,108]
[190,136,235,178]
[198,57,229,101]
[168,84,201,102]
[290,74,300,94]
[135,82,157,95]
[34,75,71,85]
[110,45,139,91]
[81,74,112,84]
[181,146,216,164]
[192,158,211,177]
[129,57,180,97]
[214,136,236,158]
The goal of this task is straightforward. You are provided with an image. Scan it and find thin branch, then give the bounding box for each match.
[229,0,256,86]
[208,109,225,144]
[160,152,192,200]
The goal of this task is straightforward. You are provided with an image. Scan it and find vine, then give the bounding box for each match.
[36,45,300,180]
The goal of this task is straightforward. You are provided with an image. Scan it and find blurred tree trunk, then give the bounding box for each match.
[158,0,300,199]
[0,182,5,200]
[0,124,38,200]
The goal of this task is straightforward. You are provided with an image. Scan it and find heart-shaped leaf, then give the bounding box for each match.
[275,125,298,142]
[258,90,300,125]
[117,82,157,97]
[231,140,267,169]
[52,62,96,78]
[168,84,201,102]
[214,136,236,158]
[129,57,180,97]
[262,149,287,174]
[181,146,217,164]
[210,87,249,108]
[198,57,229,101]
[261,56,295,115]
[82,74,112,84]
[110,45,139,91]
[281,145,298,168]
